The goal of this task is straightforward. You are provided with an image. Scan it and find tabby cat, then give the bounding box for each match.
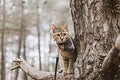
[52,24,77,75]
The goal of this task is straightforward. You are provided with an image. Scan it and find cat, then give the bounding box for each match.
[52,23,77,76]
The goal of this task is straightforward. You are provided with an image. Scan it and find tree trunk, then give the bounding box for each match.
[1,0,6,80]
[23,25,28,80]
[14,0,25,80]
[36,0,42,71]
[70,0,120,80]
[48,16,52,71]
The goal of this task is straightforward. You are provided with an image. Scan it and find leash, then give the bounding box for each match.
[54,55,59,80]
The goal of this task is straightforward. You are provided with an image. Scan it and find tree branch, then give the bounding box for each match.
[102,47,120,79]
[12,56,54,80]
[12,56,75,80]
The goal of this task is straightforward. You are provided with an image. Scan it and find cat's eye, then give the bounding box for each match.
[57,34,60,36]
[63,33,66,36]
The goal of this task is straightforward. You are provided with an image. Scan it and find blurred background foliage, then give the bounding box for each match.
[0,0,74,80]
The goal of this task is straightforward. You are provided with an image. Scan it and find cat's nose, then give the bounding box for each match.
[61,38,63,41]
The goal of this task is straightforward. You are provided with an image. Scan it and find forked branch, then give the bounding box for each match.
[11,56,54,80]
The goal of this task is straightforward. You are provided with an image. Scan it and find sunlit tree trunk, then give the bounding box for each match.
[1,0,6,80]
[48,16,52,71]
[36,0,42,70]
[70,0,120,80]
[23,28,28,80]
[14,0,25,80]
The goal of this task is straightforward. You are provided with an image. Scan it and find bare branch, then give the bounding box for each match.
[12,56,54,80]
[11,65,20,70]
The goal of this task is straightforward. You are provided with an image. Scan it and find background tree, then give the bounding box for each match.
[22,28,28,80]
[14,0,25,80]
[1,0,6,80]
[35,0,41,71]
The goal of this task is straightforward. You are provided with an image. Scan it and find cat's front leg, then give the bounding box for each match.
[67,59,74,74]
[63,59,68,76]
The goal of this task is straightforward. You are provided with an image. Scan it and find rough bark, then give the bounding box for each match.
[70,0,120,80]
[101,47,120,80]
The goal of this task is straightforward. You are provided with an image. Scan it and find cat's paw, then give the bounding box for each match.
[67,69,74,74]
[62,72,67,76]
[58,69,63,74]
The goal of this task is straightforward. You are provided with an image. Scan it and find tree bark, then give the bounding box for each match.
[1,0,6,80]
[70,0,120,80]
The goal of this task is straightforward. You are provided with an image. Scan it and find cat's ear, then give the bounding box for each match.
[63,23,68,31]
[52,24,57,33]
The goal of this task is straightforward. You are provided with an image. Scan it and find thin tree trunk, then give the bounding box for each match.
[23,30,28,80]
[36,0,41,70]
[48,16,52,71]
[14,0,25,80]
[1,0,6,80]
